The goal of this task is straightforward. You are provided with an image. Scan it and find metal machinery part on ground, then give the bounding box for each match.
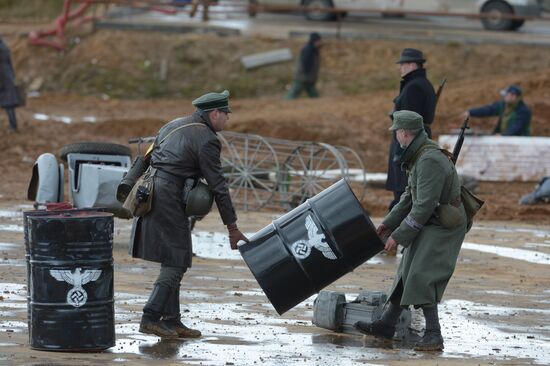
[313,290,411,338]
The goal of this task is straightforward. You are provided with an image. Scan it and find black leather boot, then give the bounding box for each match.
[162,286,201,338]
[414,329,444,351]
[354,319,396,339]
[140,285,178,338]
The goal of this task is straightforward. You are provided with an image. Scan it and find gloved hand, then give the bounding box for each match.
[227,223,249,250]
[376,224,391,240]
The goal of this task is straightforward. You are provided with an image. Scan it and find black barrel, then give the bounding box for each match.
[239,179,384,315]
[26,209,115,351]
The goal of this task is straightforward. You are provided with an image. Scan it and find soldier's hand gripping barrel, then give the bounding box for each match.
[239,179,384,315]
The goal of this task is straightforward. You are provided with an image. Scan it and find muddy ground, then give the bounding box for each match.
[0,14,549,365]
[0,203,549,365]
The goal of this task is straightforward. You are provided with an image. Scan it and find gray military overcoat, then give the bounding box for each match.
[382,131,468,306]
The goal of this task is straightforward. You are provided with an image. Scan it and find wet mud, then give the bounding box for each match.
[0,204,548,365]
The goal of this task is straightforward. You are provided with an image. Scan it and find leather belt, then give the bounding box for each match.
[155,169,185,189]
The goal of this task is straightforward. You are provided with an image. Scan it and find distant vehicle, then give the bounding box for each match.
[251,0,544,31]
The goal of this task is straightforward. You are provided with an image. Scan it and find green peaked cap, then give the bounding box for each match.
[389,110,424,130]
[192,89,231,112]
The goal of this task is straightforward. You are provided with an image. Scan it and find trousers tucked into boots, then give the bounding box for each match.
[139,265,187,338]
[162,285,201,338]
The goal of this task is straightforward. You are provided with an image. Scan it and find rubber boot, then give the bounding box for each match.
[162,286,201,338]
[140,285,178,339]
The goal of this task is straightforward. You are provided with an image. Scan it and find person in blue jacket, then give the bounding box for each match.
[462,85,531,136]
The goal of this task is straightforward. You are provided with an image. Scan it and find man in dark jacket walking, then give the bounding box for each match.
[0,38,21,132]
[131,90,249,339]
[286,32,322,99]
[461,84,531,136]
[386,48,436,211]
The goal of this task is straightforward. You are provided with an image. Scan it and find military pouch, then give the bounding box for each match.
[435,203,463,229]
[123,167,156,217]
[461,185,484,231]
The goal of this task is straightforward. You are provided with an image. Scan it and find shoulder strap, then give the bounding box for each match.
[409,143,438,168]
[159,122,205,145]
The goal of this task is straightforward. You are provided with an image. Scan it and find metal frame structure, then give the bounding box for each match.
[130,131,368,211]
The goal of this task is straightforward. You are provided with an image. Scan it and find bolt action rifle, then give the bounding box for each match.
[450,116,484,227]
[451,117,470,164]
[434,77,447,110]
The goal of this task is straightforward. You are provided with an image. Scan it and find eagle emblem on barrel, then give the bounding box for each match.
[50,267,102,307]
[291,214,337,260]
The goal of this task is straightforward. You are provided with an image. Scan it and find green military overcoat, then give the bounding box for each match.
[382,131,468,306]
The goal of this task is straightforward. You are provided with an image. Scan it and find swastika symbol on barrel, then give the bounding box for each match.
[291,240,311,259]
[50,267,102,308]
[289,215,337,261]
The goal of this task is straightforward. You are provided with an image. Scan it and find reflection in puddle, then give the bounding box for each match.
[462,242,550,265]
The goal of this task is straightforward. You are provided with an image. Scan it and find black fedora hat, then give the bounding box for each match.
[396,48,426,64]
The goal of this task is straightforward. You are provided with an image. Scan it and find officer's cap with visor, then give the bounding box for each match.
[192,89,231,113]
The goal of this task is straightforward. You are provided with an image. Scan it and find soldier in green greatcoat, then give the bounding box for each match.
[355,110,468,351]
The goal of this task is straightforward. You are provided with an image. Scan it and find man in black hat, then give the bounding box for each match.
[461,84,531,136]
[386,48,436,213]
[130,89,249,339]
[286,32,322,99]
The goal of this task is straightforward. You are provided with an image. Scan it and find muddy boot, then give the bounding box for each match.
[414,304,444,351]
[414,329,444,351]
[140,285,178,339]
[162,286,201,338]
[354,319,395,339]
[354,302,402,339]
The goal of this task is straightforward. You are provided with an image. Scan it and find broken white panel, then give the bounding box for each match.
[241,48,293,69]
[438,135,550,182]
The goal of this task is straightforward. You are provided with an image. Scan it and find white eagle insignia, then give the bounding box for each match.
[290,214,337,260]
[50,267,102,308]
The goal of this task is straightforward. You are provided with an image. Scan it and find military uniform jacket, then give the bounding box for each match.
[382,132,468,306]
[0,40,20,108]
[386,68,436,192]
[130,111,237,267]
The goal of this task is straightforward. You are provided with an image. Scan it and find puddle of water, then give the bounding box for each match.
[0,343,18,347]
[0,225,23,233]
[462,242,550,265]
[0,211,21,218]
[440,299,550,364]
[0,321,27,332]
[0,243,17,250]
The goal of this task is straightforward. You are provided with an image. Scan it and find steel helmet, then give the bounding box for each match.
[185,181,214,217]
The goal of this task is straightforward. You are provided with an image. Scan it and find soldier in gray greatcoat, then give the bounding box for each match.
[355,111,468,352]
[0,38,20,131]
[131,90,249,339]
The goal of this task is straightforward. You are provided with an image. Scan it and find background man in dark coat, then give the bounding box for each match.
[356,111,468,352]
[461,84,531,136]
[286,32,322,99]
[0,38,20,132]
[131,90,248,339]
[386,48,436,211]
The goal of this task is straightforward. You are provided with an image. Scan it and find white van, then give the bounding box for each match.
[252,0,544,31]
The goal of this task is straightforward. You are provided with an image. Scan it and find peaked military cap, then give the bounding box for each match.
[396,48,426,64]
[192,89,231,112]
[389,110,424,131]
